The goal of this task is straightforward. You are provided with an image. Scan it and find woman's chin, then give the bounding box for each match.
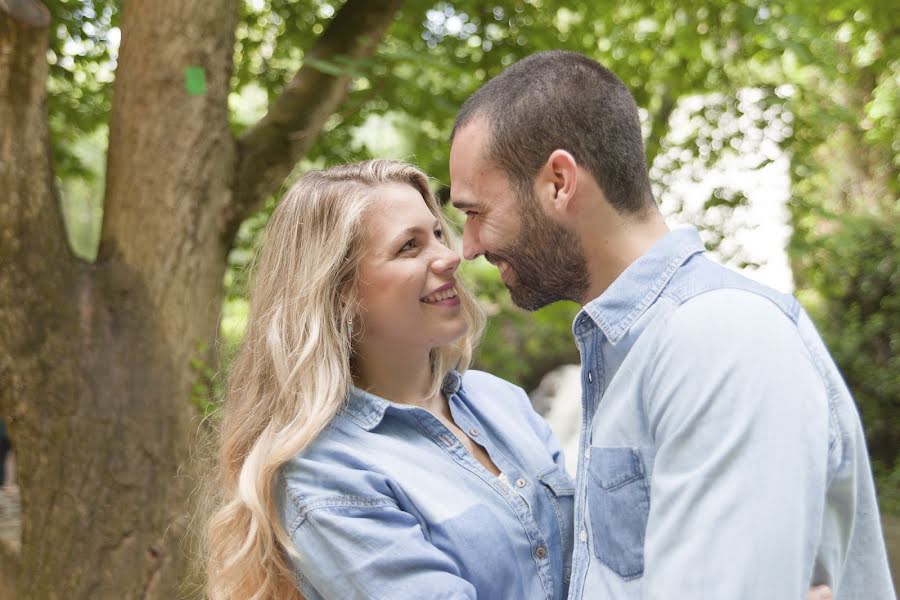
[429,320,469,349]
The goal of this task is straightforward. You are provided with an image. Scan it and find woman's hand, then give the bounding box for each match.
[807,584,832,600]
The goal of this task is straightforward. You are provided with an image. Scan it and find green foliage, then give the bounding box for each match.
[189,342,223,417]
[796,213,899,471]
[776,0,899,509]
[44,0,118,180]
[57,126,106,261]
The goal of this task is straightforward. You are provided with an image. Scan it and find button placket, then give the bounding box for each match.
[439,397,557,597]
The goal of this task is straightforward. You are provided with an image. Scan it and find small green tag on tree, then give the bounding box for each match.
[184,66,207,96]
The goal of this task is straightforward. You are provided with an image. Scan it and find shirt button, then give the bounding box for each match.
[579,530,587,543]
[584,449,590,459]
[515,478,527,488]
[534,546,547,559]
[468,427,479,437]
[588,370,593,383]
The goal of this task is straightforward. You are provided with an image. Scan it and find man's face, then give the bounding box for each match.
[449,121,588,310]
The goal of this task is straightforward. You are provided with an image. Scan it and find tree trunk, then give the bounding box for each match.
[3,0,238,596]
[0,0,405,597]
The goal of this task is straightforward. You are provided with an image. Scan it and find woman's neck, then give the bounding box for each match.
[353,344,441,411]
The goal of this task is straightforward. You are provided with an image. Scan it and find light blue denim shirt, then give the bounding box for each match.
[278,369,576,599]
[568,228,895,599]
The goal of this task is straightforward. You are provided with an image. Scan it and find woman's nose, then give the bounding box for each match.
[432,245,461,274]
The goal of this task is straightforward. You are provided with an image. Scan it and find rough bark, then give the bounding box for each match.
[0,1,71,594]
[2,0,238,596]
[0,0,406,597]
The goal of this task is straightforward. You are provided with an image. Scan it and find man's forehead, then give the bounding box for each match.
[450,119,490,165]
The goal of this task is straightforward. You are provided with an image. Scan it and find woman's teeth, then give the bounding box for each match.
[423,288,458,303]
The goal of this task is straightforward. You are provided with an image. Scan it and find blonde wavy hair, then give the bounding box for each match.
[205,159,485,599]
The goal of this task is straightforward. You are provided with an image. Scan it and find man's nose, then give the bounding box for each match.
[462,222,484,261]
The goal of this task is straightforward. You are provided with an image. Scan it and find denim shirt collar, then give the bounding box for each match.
[573,228,705,344]
[339,370,463,431]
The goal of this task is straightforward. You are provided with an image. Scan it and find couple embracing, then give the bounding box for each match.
[206,51,894,599]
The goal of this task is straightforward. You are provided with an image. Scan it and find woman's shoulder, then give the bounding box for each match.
[460,369,525,397]
[280,421,389,498]
[458,369,538,419]
[277,430,398,534]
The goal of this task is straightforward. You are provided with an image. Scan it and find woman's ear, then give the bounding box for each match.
[535,149,578,221]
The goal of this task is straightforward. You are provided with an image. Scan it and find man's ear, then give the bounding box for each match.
[535,149,578,220]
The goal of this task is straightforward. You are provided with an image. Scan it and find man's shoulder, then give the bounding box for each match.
[661,255,800,323]
[656,287,802,352]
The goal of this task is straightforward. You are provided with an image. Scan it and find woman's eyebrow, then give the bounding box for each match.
[390,220,441,243]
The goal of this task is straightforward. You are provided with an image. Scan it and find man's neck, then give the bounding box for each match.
[578,210,669,306]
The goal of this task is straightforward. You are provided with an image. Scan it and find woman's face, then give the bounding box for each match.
[354,183,468,354]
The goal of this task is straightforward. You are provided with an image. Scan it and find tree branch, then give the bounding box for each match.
[0,4,77,412]
[228,0,405,239]
[0,0,49,27]
[0,7,67,595]
[0,2,68,280]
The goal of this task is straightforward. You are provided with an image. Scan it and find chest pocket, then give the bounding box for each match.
[586,446,649,579]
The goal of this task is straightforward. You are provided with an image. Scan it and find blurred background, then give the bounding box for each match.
[0,0,896,597]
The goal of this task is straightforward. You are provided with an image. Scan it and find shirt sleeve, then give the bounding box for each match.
[284,493,477,600]
[641,289,830,597]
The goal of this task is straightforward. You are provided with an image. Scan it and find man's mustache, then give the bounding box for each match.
[484,252,508,267]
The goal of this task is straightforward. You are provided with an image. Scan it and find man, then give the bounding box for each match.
[449,50,893,598]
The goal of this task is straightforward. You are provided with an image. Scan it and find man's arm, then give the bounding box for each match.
[642,289,830,597]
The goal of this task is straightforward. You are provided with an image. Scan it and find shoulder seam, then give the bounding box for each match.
[664,282,800,323]
[288,494,399,536]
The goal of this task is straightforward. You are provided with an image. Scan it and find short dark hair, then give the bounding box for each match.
[452,51,655,215]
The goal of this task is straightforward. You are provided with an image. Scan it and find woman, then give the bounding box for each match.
[206,160,574,599]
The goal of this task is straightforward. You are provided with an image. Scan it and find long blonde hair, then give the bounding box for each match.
[205,160,485,599]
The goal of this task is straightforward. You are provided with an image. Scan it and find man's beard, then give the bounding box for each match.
[487,192,589,311]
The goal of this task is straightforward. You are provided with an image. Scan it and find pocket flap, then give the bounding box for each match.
[537,465,576,496]
[588,447,644,490]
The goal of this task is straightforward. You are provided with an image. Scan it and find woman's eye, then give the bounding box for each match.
[399,239,416,253]
[434,229,444,240]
